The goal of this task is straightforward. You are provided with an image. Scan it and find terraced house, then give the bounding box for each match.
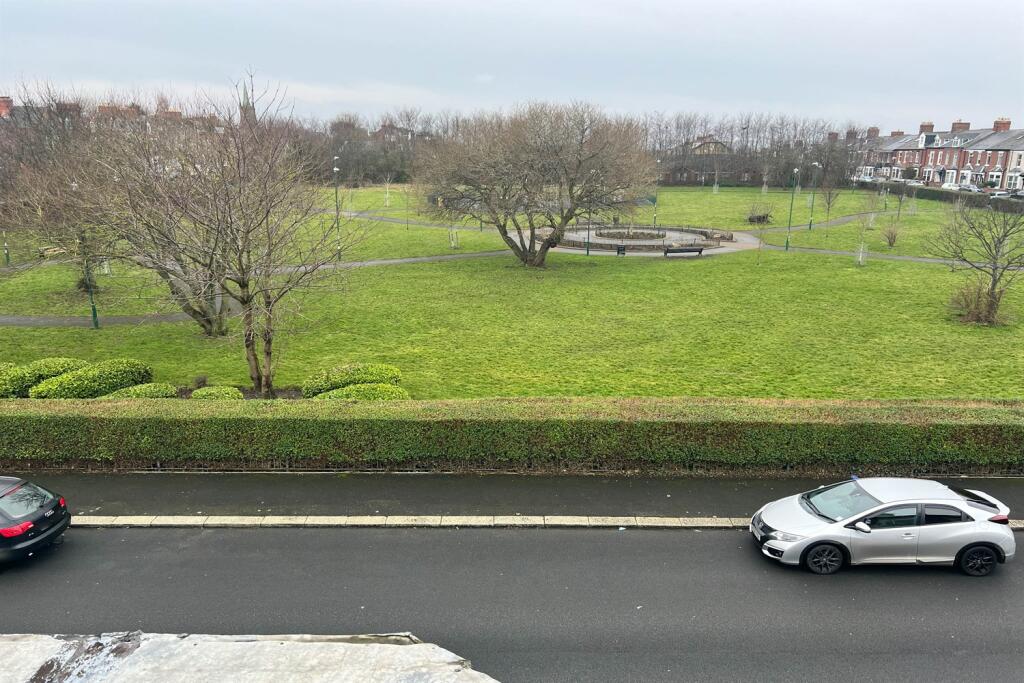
[859,118,1024,189]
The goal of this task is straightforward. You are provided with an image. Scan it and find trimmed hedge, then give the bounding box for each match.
[302,363,402,398]
[315,383,411,401]
[28,359,152,399]
[99,383,178,399]
[0,358,92,398]
[191,386,244,400]
[0,397,1021,475]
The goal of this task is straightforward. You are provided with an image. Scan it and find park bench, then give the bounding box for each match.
[663,246,704,257]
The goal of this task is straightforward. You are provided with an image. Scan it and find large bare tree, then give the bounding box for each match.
[932,203,1024,325]
[419,103,655,267]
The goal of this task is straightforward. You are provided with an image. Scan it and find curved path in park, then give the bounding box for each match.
[0,209,963,328]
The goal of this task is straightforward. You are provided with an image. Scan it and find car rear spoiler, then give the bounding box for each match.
[965,489,1010,516]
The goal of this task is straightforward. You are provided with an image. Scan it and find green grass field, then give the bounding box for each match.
[337,184,948,232]
[2,250,1021,399]
[759,207,951,257]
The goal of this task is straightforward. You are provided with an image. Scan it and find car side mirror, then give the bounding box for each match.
[854,522,871,534]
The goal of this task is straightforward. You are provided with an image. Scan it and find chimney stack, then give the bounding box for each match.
[919,121,934,134]
[993,117,1011,133]
[827,131,839,143]
[950,120,971,133]
[889,130,904,137]
[845,129,858,143]
[866,126,879,139]
[0,96,12,118]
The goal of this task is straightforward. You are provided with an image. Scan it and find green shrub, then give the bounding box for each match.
[314,383,411,401]
[99,383,178,399]
[302,363,402,398]
[0,398,1021,475]
[0,357,92,398]
[29,359,152,399]
[191,386,244,400]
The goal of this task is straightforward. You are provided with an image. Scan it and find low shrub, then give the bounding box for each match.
[302,363,402,398]
[191,386,244,400]
[99,383,179,399]
[0,358,92,398]
[29,359,152,399]
[314,383,411,401]
[0,398,1021,475]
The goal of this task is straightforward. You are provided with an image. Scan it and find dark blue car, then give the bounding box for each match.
[0,477,70,563]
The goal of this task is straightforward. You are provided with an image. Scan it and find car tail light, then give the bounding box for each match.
[988,515,1010,525]
[59,497,66,508]
[0,521,34,538]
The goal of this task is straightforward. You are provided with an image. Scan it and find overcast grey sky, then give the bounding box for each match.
[2,0,1021,130]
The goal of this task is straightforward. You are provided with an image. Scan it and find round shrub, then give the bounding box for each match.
[314,383,411,401]
[0,357,92,398]
[99,383,178,399]
[302,363,402,398]
[29,359,152,399]
[191,386,244,400]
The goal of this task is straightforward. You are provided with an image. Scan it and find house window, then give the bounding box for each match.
[986,152,992,165]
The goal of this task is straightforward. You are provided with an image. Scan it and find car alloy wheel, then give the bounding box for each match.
[960,546,997,577]
[805,544,843,575]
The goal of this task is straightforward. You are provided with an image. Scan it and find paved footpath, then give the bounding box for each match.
[18,472,1024,529]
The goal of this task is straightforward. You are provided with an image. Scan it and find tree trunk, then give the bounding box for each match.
[239,288,263,392]
[259,298,275,398]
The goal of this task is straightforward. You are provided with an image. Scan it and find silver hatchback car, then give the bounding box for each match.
[751,478,1015,576]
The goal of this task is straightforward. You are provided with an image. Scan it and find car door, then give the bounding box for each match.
[915,504,972,564]
[850,504,920,564]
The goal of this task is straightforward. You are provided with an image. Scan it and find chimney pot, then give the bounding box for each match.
[919,121,934,134]
[0,95,12,118]
[845,129,858,142]
[867,126,879,139]
[993,118,1011,132]
[950,120,971,133]
[827,131,839,142]
[890,130,904,137]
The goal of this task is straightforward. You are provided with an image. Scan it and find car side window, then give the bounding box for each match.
[924,505,966,525]
[863,505,918,529]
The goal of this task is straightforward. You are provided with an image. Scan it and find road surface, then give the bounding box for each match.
[2,528,1021,682]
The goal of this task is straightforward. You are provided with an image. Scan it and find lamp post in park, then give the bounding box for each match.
[785,167,800,251]
[808,161,821,230]
[332,156,340,228]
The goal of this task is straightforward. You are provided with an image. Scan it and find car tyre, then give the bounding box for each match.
[804,543,844,575]
[958,545,998,577]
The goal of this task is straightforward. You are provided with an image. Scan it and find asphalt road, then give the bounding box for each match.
[22,472,1024,518]
[2,528,1021,682]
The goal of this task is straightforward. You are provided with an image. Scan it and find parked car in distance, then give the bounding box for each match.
[905,180,924,187]
[750,477,1014,576]
[988,191,1010,198]
[940,182,960,190]
[0,477,70,563]
[1010,191,1024,200]
[959,184,984,193]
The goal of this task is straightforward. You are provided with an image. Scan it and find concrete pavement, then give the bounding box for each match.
[26,472,1024,519]
[3,528,1021,682]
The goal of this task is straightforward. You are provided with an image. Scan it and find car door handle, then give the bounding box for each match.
[902,533,916,539]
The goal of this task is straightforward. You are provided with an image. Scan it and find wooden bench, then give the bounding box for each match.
[664,246,704,257]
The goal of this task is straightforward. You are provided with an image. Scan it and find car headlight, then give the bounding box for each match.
[768,531,806,543]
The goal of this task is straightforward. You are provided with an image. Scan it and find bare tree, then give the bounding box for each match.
[381,171,396,208]
[882,220,900,247]
[932,203,1024,325]
[420,103,655,267]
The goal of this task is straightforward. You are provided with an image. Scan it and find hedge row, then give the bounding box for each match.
[29,359,152,399]
[0,397,1022,474]
[302,364,402,398]
[191,386,244,400]
[0,358,91,398]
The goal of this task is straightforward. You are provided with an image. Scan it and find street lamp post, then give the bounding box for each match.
[654,159,661,229]
[332,156,340,228]
[785,167,800,251]
[808,162,820,230]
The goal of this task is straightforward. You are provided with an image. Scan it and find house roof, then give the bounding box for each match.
[965,129,1024,151]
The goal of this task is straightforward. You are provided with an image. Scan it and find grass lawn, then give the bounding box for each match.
[348,220,506,260]
[2,249,1021,399]
[759,208,952,258]
[336,184,950,233]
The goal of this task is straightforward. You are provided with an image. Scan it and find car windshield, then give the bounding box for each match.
[0,483,54,520]
[802,481,881,522]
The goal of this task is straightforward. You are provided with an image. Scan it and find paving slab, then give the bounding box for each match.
[587,516,638,527]
[149,516,208,527]
[492,515,545,526]
[543,516,590,527]
[385,515,443,527]
[72,516,119,527]
[302,516,356,526]
[259,516,310,527]
[635,516,685,528]
[203,516,264,527]
[439,516,495,526]
[112,516,157,527]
